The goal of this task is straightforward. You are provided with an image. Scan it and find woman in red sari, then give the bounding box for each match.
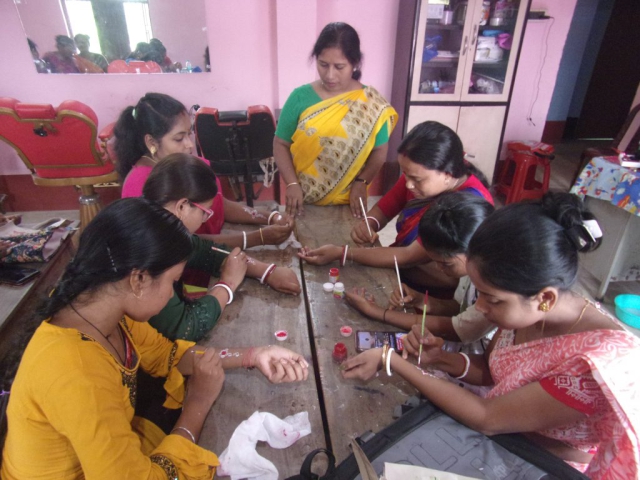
[343,192,640,479]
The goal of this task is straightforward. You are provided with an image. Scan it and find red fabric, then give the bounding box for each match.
[540,373,608,417]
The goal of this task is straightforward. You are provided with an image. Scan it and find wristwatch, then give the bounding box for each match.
[354,177,369,185]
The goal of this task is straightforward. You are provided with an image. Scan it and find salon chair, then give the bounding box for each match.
[194,105,279,207]
[0,98,118,232]
[570,104,640,186]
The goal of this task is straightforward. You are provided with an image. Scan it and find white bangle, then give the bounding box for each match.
[260,264,276,284]
[386,348,395,376]
[242,231,247,251]
[267,211,280,225]
[366,216,380,231]
[454,352,471,380]
[171,426,196,443]
[211,283,233,305]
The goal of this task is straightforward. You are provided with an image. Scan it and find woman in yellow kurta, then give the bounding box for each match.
[274,22,397,217]
[1,198,308,479]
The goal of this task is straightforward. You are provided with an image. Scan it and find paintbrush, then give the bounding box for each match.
[359,197,373,241]
[393,255,407,313]
[418,290,428,366]
[210,246,231,255]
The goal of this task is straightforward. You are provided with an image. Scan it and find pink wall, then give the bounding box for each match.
[149,0,208,71]
[501,0,578,156]
[15,0,68,55]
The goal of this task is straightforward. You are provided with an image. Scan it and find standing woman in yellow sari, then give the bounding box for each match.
[274,22,398,217]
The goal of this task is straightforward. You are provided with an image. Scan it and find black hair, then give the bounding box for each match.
[0,198,191,452]
[418,192,494,256]
[143,153,218,205]
[398,121,489,188]
[311,22,363,80]
[468,192,602,297]
[113,92,188,180]
[56,35,74,47]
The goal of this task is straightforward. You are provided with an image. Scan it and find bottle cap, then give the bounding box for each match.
[329,268,340,276]
[274,330,288,341]
[323,282,334,292]
[340,326,353,337]
[333,282,345,291]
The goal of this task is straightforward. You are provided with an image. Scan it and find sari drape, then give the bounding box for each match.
[290,86,397,205]
[488,328,640,479]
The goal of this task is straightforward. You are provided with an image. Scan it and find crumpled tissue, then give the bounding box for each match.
[217,410,311,480]
[278,231,302,250]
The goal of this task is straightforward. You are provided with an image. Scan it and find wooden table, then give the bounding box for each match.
[295,205,416,463]
[197,241,326,478]
[0,233,76,362]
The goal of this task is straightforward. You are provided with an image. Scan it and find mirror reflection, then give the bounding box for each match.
[17,0,210,74]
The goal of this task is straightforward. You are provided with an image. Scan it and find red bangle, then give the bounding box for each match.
[262,265,277,285]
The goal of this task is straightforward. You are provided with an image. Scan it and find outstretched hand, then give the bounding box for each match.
[341,348,382,381]
[253,345,310,383]
[297,245,342,266]
[344,287,379,318]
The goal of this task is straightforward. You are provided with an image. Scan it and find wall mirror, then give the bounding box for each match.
[15,0,209,74]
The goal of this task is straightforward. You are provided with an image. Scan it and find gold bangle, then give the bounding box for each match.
[286,182,299,188]
[259,228,265,246]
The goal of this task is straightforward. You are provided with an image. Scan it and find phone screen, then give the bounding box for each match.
[0,265,40,286]
[356,331,405,352]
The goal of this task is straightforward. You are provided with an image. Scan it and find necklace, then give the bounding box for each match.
[567,298,590,335]
[141,155,158,165]
[70,304,125,364]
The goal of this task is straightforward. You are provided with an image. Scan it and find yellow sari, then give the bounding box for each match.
[291,86,397,205]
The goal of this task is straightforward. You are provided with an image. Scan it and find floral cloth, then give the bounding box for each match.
[488,327,640,479]
[570,156,640,216]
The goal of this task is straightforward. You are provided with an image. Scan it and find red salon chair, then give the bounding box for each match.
[0,98,118,232]
[494,141,554,204]
[107,60,162,74]
[570,104,640,186]
[194,105,280,207]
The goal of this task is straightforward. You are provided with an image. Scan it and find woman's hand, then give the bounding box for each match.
[261,224,294,246]
[219,247,248,289]
[349,182,368,218]
[187,348,225,406]
[0,240,14,258]
[253,345,310,383]
[285,184,305,217]
[389,283,423,309]
[403,324,445,365]
[266,267,301,295]
[270,212,294,227]
[350,218,378,245]
[297,245,342,265]
[344,287,380,318]
[341,348,383,381]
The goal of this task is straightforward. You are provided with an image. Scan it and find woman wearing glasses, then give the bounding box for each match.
[115,92,295,250]
[141,153,301,342]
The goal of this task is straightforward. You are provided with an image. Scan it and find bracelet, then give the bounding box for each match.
[366,216,380,231]
[386,348,395,377]
[382,307,390,323]
[340,245,349,267]
[259,228,265,246]
[381,344,389,368]
[267,211,280,225]
[260,264,276,284]
[242,231,247,251]
[354,177,369,185]
[286,182,299,188]
[211,282,233,305]
[454,352,471,380]
[171,426,196,443]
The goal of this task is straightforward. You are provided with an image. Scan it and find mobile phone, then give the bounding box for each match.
[0,265,40,286]
[355,331,405,352]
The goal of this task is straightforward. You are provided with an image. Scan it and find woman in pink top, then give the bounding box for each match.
[115,93,294,248]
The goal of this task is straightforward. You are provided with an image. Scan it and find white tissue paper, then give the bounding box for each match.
[278,231,302,250]
[218,410,311,480]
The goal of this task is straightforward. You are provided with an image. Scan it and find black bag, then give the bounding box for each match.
[287,401,589,480]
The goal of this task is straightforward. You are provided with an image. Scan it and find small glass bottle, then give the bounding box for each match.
[329,268,340,284]
[332,342,348,364]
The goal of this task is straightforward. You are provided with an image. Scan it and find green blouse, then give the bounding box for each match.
[148,235,227,341]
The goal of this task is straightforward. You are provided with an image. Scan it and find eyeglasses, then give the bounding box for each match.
[190,202,214,222]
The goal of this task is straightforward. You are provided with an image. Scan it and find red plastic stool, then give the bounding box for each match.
[494,141,554,204]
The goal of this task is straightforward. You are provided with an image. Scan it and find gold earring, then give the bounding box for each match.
[150,147,157,157]
[538,302,550,312]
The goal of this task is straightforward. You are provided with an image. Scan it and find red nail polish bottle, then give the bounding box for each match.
[333,342,348,364]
